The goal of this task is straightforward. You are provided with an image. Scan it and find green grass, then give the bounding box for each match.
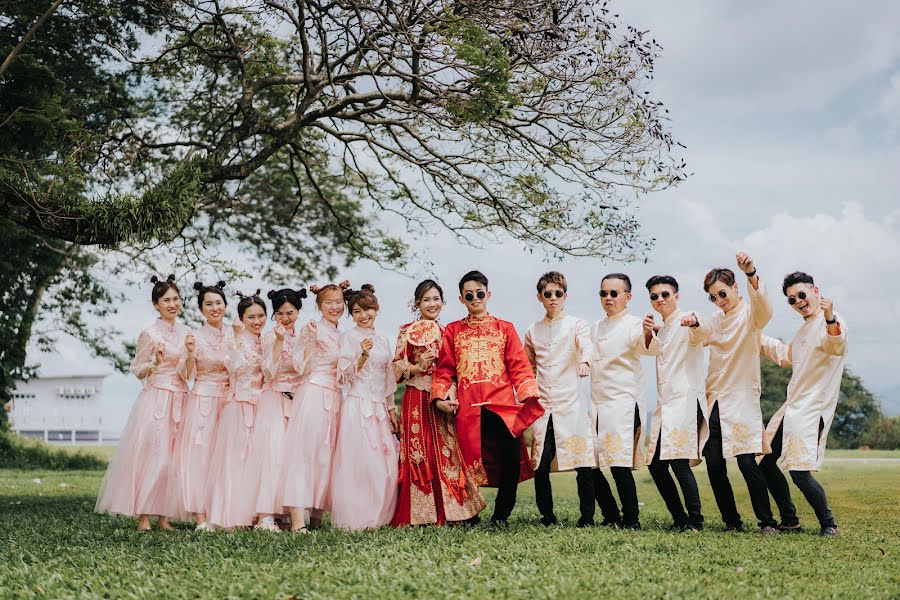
[1,462,897,599]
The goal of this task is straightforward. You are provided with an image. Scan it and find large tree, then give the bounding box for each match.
[1,1,686,425]
[4,0,685,261]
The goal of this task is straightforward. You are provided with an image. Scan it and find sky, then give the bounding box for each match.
[33,0,900,432]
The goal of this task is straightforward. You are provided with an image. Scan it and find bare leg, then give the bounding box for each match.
[157,516,174,531]
[136,514,151,531]
[289,507,309,532]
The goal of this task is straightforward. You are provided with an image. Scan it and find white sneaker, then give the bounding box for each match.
[195,522,211,532]
[254,516,280,532]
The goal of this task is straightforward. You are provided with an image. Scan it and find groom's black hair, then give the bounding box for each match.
[458,270,489,293]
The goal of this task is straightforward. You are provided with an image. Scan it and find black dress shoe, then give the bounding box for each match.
[599,519,621,528]
[539,516,558,527]
[818,526,840,537]
[620,521,641,531]
[462,515,481,527]
[490,518,509,529]
[725,523,744,533]
[760,525,780,535]
[778,523,802,533]
[576,518,595,528]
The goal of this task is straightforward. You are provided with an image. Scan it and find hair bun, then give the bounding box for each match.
[309,284,321,295]
[216,280,226,289]
[254,289,261,296]
[299,288,308,299]
[267,290,277,299]
[236,291,247,300]
[193,281,204,291]
[150,275,159,284]
[362,283,375,293]
[338,280,351,290]
[166,274,176,283]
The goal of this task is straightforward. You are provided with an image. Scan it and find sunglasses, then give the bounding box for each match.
[599,289,620,298]
[787,291,808,305]
[542,290,565,299]
[649,291,671,302]
[463,290,486,302]
[708,290,728,302]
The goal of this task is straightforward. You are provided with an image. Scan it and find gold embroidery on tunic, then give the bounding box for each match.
[455,328,507,389]
[597,433,626,465]
[729,423,756,454]
[666,427,694,455]
[781,434,812,470]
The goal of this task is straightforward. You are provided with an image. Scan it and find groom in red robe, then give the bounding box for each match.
[432,270,544,525]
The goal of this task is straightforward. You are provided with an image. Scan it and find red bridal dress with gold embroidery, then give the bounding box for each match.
[431,314,544,487]
[391,320,486,526]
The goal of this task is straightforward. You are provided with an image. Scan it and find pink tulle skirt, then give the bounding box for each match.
[329,394,399,531]
[95,386,186,519]
[206,400,257,528]
[248,389,288,515]
[170,392,225,516]
[280,383,342,512]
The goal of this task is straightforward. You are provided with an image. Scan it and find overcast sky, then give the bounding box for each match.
[35,0,900,432]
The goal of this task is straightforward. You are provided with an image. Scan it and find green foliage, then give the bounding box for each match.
[0,433,107,470]
[439,18,518,124]
[1,462,898,597]
[860,416,900,450]
[0,218,130,427]
[831,370,882,449]
[760,359,791,421]
[761,359,882,449]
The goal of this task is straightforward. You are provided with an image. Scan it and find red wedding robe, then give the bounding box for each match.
[431,314,544,486]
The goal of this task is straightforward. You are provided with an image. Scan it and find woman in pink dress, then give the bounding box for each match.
[96,275,190,531]
[206,291,267,530]
[281,280,349,532]
[171,281,231,531]
[330,285,400,531]
[250,287,306,531]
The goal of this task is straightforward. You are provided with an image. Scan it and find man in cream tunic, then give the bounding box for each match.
[524,271,595,527]
[682,252,787,534]
[758,271,846,536]
[644,275,709,531]
[590,273,658,529]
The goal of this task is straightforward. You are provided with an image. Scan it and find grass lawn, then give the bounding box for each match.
[1,461,897,599]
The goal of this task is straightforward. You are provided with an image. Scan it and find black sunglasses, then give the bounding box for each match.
[708,290,728,302]
[787,291,807,305]
[542,290,564,299]
[649,291,671,301]
[599,289,620,298]
[463,290,486,302]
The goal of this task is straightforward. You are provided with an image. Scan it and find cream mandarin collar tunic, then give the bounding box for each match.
[647,309,709,465]
[590,309,660,469]
[690,278,773,457]
[760,309,847,471]
[524,312,595,471]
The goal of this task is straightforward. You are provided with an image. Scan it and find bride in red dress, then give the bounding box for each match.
[391,280,486,527]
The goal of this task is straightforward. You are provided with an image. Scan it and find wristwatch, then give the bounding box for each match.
[745,269,757,278]
[825,317,837,325]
